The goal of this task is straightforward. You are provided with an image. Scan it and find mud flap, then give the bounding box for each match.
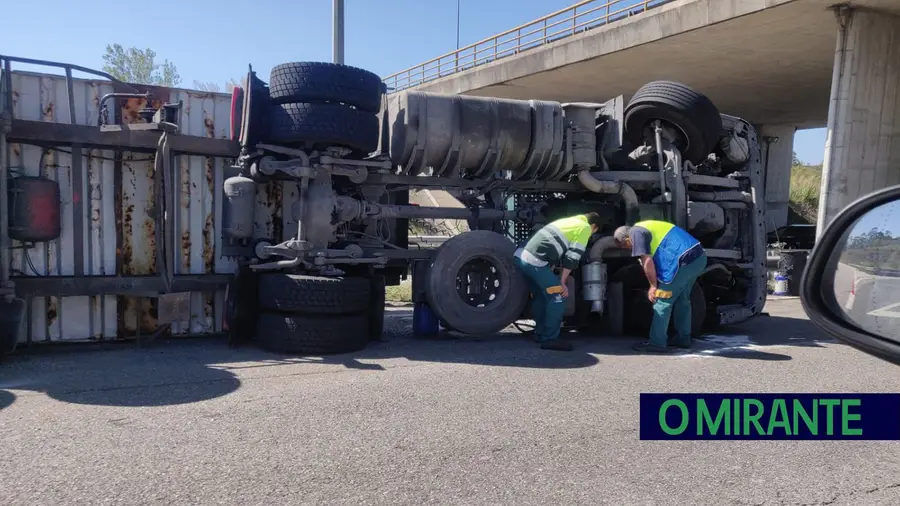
[0,298,26,356]
[224,266,259,346]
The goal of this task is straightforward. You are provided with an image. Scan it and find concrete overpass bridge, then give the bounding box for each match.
[383,0,900,235]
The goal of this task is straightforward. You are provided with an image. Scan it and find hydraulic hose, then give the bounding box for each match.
[577,170,640,225]
[588,236,618,262]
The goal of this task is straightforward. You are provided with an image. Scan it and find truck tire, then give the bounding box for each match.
[624,81,723,164]
[266,102,379,153]
[257,273,371,314]
[256,312,369,355]
[689,282,707,337]
[225,266,259,345]
[269,62,384,113]
[425,230,529,336]
[369,274,386,341]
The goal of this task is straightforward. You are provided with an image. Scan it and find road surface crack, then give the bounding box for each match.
[804,482,900,505]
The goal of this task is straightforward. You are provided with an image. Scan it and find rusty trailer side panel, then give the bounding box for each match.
[8,71,291,343]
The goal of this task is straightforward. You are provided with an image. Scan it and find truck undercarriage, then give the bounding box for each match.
[0,56,767,356]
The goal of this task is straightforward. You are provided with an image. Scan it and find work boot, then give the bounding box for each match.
[632,340,674,354]
[540,339,573,351]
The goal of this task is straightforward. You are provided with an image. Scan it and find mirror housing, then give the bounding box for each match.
[801,184,900,366]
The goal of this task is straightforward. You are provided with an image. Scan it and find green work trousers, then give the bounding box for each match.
[514,257,566,343]
[649,254,708,348]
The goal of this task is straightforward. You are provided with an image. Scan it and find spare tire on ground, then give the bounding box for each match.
[266,102,379,154]
[256,312,370,355]
[425,230,529,336]
[269,62,384,113]
[257,273,371,314]
[623,81,723,164]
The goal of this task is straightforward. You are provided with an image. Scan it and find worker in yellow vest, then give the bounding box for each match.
[613,220,707,353]
[514,212,602,351]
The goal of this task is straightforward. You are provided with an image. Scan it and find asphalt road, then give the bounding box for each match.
[836,262,900,339]
[3,298,900,505]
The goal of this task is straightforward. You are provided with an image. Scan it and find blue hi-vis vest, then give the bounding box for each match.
[635,220,703,284]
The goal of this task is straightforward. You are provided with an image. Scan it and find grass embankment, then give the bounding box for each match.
[789,164,822,224]
[385,279,413,303]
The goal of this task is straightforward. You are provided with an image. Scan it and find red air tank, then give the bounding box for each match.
[7,175,62,243]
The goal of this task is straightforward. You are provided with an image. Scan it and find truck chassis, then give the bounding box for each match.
[0,56,768,356]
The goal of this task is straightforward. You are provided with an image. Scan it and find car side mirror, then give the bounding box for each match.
[801,184,900,366]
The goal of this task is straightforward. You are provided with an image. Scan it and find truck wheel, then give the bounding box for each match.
[256,312,369,355]
[257,273,371,314]
[624,81,723,164]
[225,266,259,345]
[269,62,384,113]
[689,282,707,337]
[266,102,379,153]
[369,274,386,341]
[425,230,529,336]
[616,264,706,337]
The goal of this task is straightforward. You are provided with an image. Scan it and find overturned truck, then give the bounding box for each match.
[0,57,766,356]
[223,62,767,353]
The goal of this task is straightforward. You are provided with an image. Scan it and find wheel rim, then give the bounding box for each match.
[455,257,505,309]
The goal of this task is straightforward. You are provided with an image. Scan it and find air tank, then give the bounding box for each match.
[222,175,256,240]
[387,91,566,181]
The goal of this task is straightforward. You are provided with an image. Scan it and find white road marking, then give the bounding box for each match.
[867,301,900,318]
[700,334,752,346]
[676,344,797,359]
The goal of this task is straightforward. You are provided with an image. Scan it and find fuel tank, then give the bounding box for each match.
[386,91,566,181]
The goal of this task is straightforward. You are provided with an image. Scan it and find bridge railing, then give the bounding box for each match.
[383,0,675,92]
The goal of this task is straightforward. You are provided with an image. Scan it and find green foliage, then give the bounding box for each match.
[192,79,242,93]
[789,164,821,223]
[385,279,412,302]
[102,44,181,86]
[788,150,822,224]
[842,227,900,272]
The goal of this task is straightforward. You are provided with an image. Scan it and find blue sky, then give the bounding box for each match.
[2,0,825,164]
[850,201,900,238]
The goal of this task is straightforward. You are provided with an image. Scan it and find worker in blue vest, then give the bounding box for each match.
[613,220,707,353]
[514,212,602,351]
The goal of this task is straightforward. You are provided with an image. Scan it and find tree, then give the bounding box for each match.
[102,44,181,86]
[193,78,242,93]
[792,151,801,166]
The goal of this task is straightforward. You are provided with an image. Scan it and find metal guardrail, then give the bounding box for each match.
[382,0,674,92]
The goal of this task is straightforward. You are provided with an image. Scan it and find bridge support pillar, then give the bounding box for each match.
[817,6,900,238]
[758,124,797,232]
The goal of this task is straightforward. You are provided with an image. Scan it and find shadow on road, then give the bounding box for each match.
[0,389,14,410]
[0,343,242,408]
[0,305,839,408]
